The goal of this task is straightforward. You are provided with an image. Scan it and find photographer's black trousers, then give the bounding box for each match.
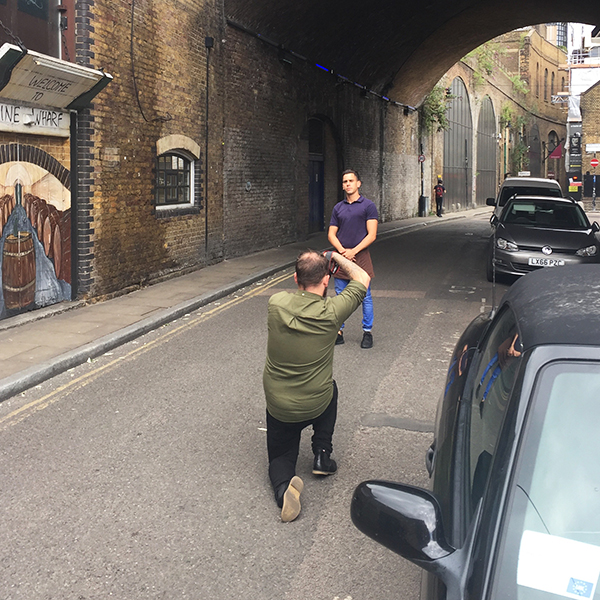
[266,381,338,507]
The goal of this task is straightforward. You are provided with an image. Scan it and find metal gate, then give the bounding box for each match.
[476,96,497,205]
[444,78,473,209]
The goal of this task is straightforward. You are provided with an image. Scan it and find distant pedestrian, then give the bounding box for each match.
[328,169,378,348]
[434,179,445,217]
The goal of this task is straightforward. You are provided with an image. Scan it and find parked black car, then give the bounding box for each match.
[351,265,600,600]
[487,195,600,281]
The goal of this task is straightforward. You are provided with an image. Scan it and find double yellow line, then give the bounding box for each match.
[0,270,293,430]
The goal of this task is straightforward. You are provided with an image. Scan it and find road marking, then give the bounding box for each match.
[0,271,293,430]
[361,412,434,433]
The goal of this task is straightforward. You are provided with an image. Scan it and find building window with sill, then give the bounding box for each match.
[154,136,202,216]
[155,152,194,207]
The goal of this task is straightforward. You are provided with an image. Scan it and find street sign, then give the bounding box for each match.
[418,155,425,163]
[591,158,599,168]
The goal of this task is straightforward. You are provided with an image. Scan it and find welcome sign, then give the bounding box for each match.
[0,101,69,137]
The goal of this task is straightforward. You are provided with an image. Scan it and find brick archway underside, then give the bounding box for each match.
[225,0,600,107]
[0,144,70,190]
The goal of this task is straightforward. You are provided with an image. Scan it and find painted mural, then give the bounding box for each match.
[0,144,71,320]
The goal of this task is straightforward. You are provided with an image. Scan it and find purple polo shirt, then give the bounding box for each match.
[329,195,378,248]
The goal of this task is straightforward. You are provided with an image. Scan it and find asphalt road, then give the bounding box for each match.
[0,212,509,600]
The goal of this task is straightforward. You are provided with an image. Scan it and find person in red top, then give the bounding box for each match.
[434,179,446,217]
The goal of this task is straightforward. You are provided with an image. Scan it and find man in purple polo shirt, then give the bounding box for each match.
[328,169,378,348]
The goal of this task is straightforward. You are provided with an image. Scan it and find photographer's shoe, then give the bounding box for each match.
[281,476,304,522]
[361,331,373,349]
[335,331,344,345]
[313,450,337,475]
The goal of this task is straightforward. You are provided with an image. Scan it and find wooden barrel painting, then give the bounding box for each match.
[2,200,10,229]
[42,205,61,259]
[36,203,49,237]
[52,209,71,284]
[2,231,36,310]
[23,193,34,218]
[29,197,42,230]
[0,195,12,229]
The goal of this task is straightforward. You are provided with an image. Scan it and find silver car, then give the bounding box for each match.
[487,196,600,281]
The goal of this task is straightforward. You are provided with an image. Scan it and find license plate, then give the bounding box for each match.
[528,257,565,267]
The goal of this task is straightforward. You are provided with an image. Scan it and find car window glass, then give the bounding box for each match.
[469,309,522,516]
[502,201,590,229]
[492,362,600,600]
[499,186,561,205]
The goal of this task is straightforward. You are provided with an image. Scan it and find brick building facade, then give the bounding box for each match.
[0,4,571,320]
[580,80,600,200]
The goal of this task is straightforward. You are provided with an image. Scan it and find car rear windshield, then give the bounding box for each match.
[491,361,600,600]
[501,200,590,229]
[499,186,562,206]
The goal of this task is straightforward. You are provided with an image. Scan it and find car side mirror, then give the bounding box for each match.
[351,481,454,562]
[352,481,473,599]
[593,222,600,233]
[486,198,496,207]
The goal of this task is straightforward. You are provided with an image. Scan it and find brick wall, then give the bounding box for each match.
[222,25,421,259]
[77,0,223,298]
[581,82,600,175]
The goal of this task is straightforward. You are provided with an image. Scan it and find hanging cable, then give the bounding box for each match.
[130,0,172,123]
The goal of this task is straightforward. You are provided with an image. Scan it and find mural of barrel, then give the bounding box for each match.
[0,145,72,319]
[30,197,43,232]
[2,231,36,310]
[42,205,60,259]
[0,194,12,230]
[36,203,49,237]
[23,193,34,218]
[53,209,71,284]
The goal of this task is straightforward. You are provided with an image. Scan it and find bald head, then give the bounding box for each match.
[295,250,329,289]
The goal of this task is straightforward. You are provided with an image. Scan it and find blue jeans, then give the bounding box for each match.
[334,278,373,331]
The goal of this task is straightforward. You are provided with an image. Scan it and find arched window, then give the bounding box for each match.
[561,76,565,92]
[536,63,540,97]
[551,72,555,99]
[544,69,548,101]
[155,135,202,211]
[156,152,194,206]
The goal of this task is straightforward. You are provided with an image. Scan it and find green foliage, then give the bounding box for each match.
[510,139,529,173]
[472,70,485,91]
[519,32,529,49]
[500,103,515,129]
[420,85,453,134]
[515,114,528,130]
[465,41,506,89]
[509,74,529,95]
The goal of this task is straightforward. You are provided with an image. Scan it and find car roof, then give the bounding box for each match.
[501,177,561,188]
[504,195,577,206]
[500,265,600,349]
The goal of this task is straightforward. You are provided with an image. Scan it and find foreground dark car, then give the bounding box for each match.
[351,265,600,600]
[487,196,600,281]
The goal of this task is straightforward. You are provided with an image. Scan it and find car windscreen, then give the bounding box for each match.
[491,361,600,600]
[499,186,562,206]
[501,200,590,230]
